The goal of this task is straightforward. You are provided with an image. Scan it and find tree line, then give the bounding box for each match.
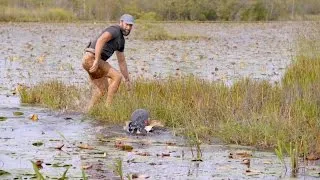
[1,0,320,22]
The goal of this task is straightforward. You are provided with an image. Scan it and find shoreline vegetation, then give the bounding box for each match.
[1,0,320,22]
[19,28,320,157]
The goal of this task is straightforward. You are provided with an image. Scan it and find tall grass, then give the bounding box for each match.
[19,81,81,110]
[0,7,75,22]
[134,23,204,41]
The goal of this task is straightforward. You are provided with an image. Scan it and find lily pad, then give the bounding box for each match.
[32,142,44,146]
[0,170,10,176]
[52,163,72,168]
[13,111,24,116]
[0,117,7,121]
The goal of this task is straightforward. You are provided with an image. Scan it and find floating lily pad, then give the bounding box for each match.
[52,163,72,168]
[13,111,24,116]
[0,170,10,176]
[0,117,7,121]
[32,142,44,146]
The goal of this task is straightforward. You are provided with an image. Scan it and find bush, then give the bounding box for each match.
[139,11,160,21]
[0,7,75,22]
[241,1,268,21]
[42,8,75,22]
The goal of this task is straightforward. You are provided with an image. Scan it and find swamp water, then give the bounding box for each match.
[1,22,320,179]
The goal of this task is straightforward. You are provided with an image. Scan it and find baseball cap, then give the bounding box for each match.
[120,14,134,24]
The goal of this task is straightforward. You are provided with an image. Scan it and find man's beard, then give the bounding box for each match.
[121,29,131,36]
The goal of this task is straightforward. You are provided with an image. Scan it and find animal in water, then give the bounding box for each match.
[127,109,150,134]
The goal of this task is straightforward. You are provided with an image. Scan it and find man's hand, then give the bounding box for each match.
[125,80,132,91]
[89,60,99,73]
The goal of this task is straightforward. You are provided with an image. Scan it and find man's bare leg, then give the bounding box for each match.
[82,52,122,107]
[82,52,109,110]
[105,68,122,105]
[87,76,109,110]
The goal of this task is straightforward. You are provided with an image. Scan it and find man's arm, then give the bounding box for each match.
[89,32,112,73]
[116,51,130,82]
[116,51,132,90]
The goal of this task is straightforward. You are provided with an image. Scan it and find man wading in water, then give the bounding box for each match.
[82,14,134,110]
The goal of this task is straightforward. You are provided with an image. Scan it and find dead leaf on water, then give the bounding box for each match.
[166,142,176,146]
[229,150,252,159]
[245,169,261,176]
[115,141,133,152]
[132,173,150,179]
[263,160,272,164]
[157,153,170,157]
[135,152,151,156]
[235,150,252,157]
[77,144,94,150]
[30,114,38,121]
[81,164,93,170]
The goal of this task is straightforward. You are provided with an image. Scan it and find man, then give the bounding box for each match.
[82,14,134,109]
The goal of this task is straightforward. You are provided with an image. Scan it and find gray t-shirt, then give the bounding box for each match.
[88,25,125,61]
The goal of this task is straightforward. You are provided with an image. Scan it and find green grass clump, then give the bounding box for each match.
[20,66,320,154]
[19,81,80,110]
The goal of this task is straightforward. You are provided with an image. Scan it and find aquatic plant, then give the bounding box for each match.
[113,158,124,180]
[31,161,71,180]
[81,169,88,180]
[31,161,45,180]
[275,140,287,173]
[188,132,203,161]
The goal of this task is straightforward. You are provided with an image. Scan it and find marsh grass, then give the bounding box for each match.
[20,30,320,155]
[31,160,70,180]
[31,161,45,180]
[19,81,81,110]
[134,23,205,41]
[0,7,75,22]
[113,158,124,180]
